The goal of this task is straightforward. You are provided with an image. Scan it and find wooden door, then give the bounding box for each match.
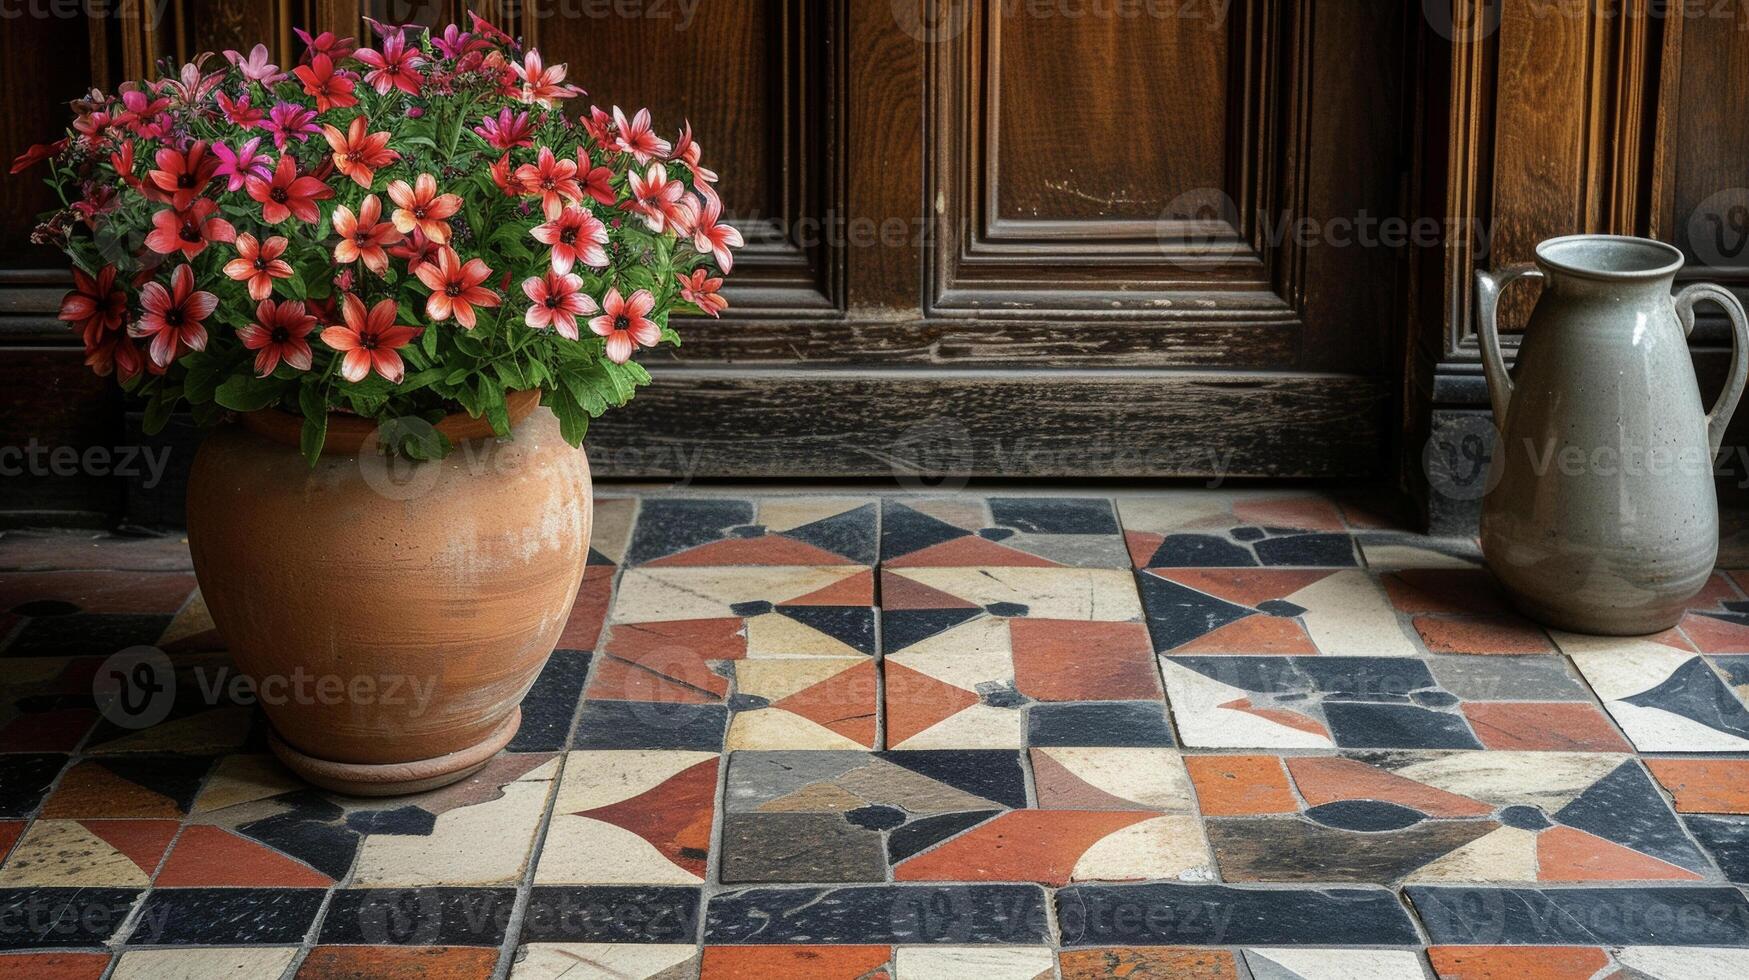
[0,0,1418,512]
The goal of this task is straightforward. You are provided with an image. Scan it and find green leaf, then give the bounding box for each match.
[547,389,590,446]
[142,391,176,435]
[298,382,328,466]
[214,375,286,413]
[478,374,510,436]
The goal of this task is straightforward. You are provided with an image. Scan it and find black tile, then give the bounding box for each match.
[572,700,726,751]
[3,613,173,658]
[510,650,591,752]
[989,498,1119,535]
[1254,533,1359,567]
[880,502,970,562]
[1323,702,1482,750]
[1146,534,1257,568]
[1137,573,1253,653]
[781,502,878,564]
[318,888,515,946]
[0,754,67,818]
[720,813,887,884]
[1406,886,1749,946]
[1554,761,1709,873]
[624,499,754,566]
[878,750,1028,810]
[1056,883,1419,946]
[127,888,324,946]
[0,888,138,949]
[519,886,700,944]
[1686,816,1749,884]
[704,885,1050,944]
[1028,701,1175,747]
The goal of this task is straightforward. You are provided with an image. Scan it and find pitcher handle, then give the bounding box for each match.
[1474,264,1543,428]
[1676,282,1749,458]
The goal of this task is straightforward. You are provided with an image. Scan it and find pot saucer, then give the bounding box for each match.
[268,707,523,797]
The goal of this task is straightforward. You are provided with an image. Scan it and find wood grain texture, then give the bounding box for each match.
[0,10,93,268]
[846,0,921,312]
[581,368,1387,479]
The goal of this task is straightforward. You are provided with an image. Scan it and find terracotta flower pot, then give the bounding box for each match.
[185,392,591,796]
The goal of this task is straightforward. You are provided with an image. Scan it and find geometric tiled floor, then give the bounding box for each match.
[3,490,1749,978]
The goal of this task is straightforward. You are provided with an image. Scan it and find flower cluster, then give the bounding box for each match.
[15,14,739,460]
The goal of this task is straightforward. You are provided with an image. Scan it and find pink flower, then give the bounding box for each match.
[246,154,334,224]
[225,44,284,84]
[676,268,728,318]
[322,294,420,384]
[165,58,225,105]
[264,102,320,149]
[612,106,671,164]
[671,121,719,187]
[691,193,743,272]
[588,287,660,364]
[521,270,595,340]
[212,137,273,191]
[387,173,462,243]
[575,147,616,206]
[626,162,691,234]
[515,147,581,217]
[216,91,266,129]
[237,299,316,377]
[144,199,236,258]
[59,265,127,344]
[388,227,438,273]
[355,32,423,96]
[146,141,219,210]
[473,107,533,150]
[433,24,487,59]
[130,265,216,366]
[117,89,171,137]
[530,206,608,274]
[580,105,615,146]
[512,50,583,107]
[294,29,357,64]
[323,115,398,188]
[331,194,403,274]
[222,233,293,301]
[414,246,499,328]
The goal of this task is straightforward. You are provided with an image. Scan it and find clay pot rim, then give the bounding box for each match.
[240,389,542,457]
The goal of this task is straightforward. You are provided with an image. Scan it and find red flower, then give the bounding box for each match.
[117,89,171,137]
[671,121,719,186]
[354,31,423,96]
[580,105,616,146]
[515,147,582,218]
[588,286,660,364]
[414,246,499,328]
[676,268,728,318]
[322,293,420,383]
[575,146,616,206]
[512,50,582,107]
[323,116,398,188]
[388,227,438,274]
[387,173,462,243]
[130,264,216,367]
[521,270,595,340]
[294,28,357,64]
[216,91,266,129]
[691,192,744,272]
[237,298,316,377]
[145,199,237,258]
[9,138,66,175]
[146,141,220,210]
[331,194,403,274]
[246,154,334,224]
[59,265,127,344]
[292,54,357,112]
[84,331,146,383]
[626,162,691,234]
[222,233,293,301]
[490,153,530,197]
[612,106,671,165]
[473,107,533,150]
[530,205,608,274]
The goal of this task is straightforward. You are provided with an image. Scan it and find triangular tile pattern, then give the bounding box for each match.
[1118,492,1360,570]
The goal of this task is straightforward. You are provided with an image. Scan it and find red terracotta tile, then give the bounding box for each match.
[1012,620,1160,701]
[1231,496,1346,532]
[1414,614,1554,654]
[1221,699,1330,740]
[1460,701,1632,753]
[1536,825,1703,881]
[1126,531,1166,568]
[1059,947,1240,979]
[646,534,856,567]
[701,946,892,979]
[877,571,977,611]
[295,945,500,979]
[589,618,744,702]
[1186,756,1297,815]
[1174,615,1317,655]
[884,535,1059,568]
[882,663,978,747]
[1645,758,1749,813]
[1153,569,1333,608]
[574,756,718,880]
[156,825,332,887]
[0,952,111,980]
[0,820,23,862]
[893,809,1153,885]
[40,762,182,819]
[1428,946,1610,980]
[786,569,875,606]
[81,819,179,877]
[0,706,99,752]
[0,570,196,615]
[1383,569,1512,615]
[586,655,720,704]
[775,659,878,748]
[556,563,614,650]
[1287,756,1493,817]
[1680,610,1749,653]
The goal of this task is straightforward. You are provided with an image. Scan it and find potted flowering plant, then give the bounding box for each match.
[14,14,740,795]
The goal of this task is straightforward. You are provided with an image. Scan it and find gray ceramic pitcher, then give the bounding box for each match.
[1476,234,1749,635]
